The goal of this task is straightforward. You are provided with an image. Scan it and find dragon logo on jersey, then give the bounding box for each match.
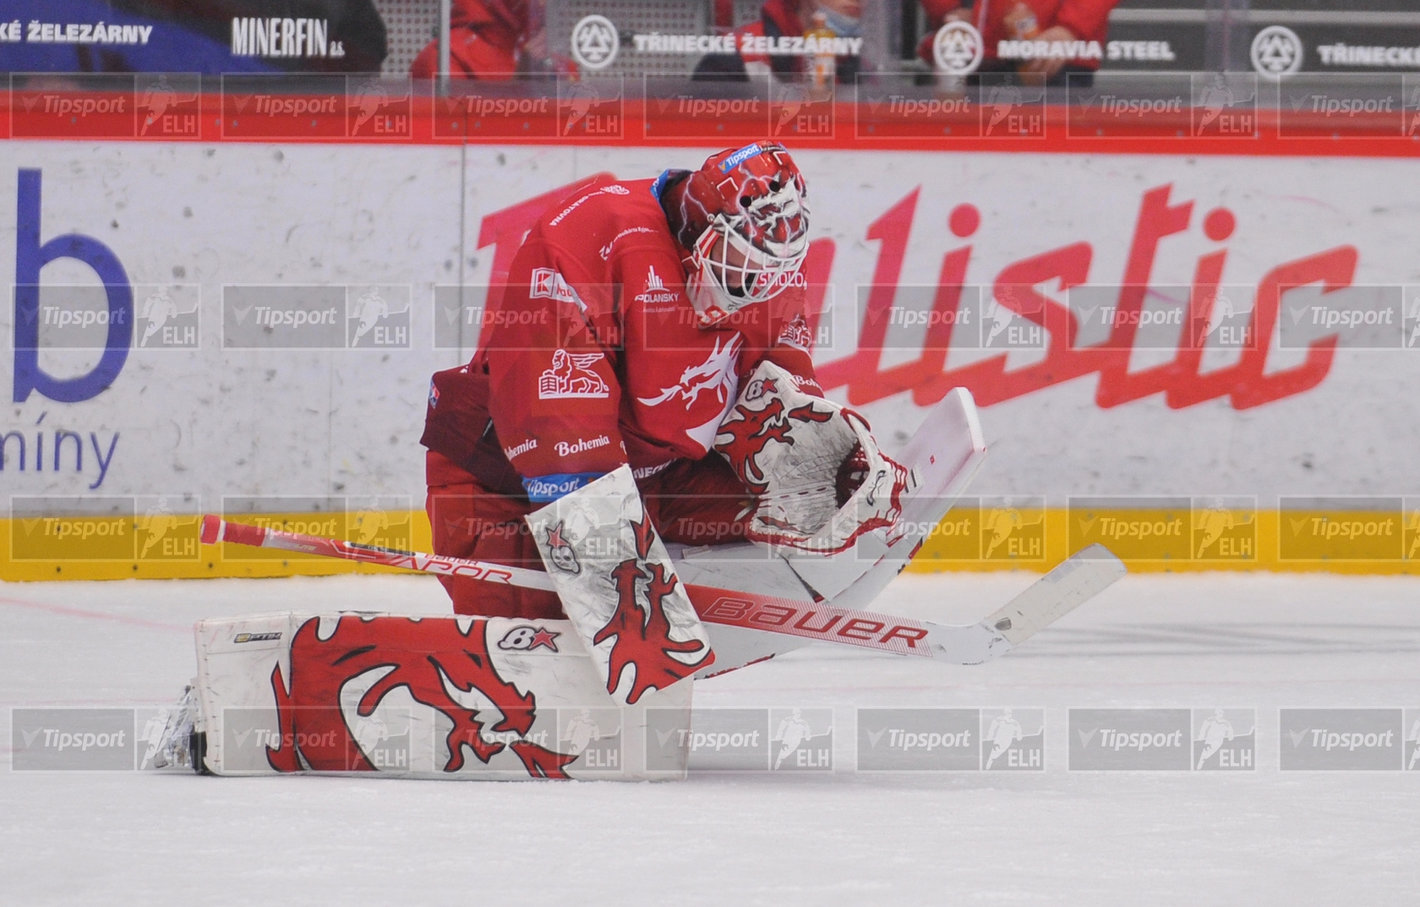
[267,615,576,778]
[636,335,742,451]
[539,349,611,399]
[595,512,713,704]
[637,335,742,409]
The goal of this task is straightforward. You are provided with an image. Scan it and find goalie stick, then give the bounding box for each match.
[200,515,1124,666]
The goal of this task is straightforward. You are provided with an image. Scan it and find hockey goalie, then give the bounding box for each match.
[421,140,913,689]
[152,143,1111,780]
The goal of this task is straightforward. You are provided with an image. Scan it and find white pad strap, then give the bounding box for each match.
[526,465,714,705]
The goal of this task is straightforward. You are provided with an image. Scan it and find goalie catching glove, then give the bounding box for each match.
[525,466,714,705]
[715,360,916,555]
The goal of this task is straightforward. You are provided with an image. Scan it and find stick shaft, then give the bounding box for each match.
[201,514,938,656]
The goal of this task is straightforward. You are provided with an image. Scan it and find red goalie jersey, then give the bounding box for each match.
[421,144,820,617]
[485,174,819,487]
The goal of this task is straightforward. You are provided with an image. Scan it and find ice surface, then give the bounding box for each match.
[2,572,1418,905]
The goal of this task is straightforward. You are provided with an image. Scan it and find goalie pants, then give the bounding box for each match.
[426,451,754,619]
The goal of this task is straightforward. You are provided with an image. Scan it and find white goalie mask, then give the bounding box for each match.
[670,142,811,326]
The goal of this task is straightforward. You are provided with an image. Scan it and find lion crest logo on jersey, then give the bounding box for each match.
[539,349,610,399]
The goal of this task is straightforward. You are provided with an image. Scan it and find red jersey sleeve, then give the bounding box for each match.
[751,284,823,396]
[483,232,629,499]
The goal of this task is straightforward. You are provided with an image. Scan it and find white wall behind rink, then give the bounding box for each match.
[2,141,1419,509]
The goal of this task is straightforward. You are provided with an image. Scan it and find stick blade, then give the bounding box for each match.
[984,544,1125,648]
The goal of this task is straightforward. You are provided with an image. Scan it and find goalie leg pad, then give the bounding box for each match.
[186,612,693,780]
[526,465,715,705]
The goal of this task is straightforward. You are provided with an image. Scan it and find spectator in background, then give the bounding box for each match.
[919,0,1119,86]
[412,0,567,80]
[694,0,866,85]
[3,0,384,74]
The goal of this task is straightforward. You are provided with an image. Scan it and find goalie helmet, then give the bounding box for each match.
[669,142,811,326]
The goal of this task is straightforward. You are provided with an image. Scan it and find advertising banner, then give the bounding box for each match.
[3,141,1420,576]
